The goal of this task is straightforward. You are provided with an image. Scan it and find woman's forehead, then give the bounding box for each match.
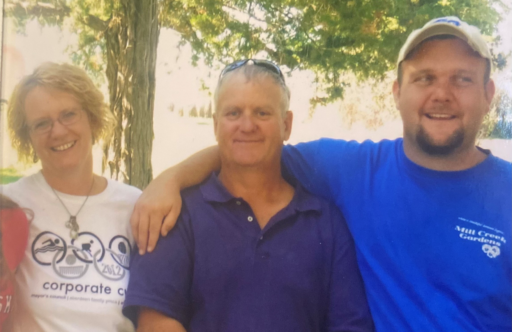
[24,86,81,119]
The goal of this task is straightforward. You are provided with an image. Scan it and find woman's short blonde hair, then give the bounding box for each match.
[7,62,114,163]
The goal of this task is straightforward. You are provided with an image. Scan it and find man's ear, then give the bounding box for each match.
[392,80,401,110]
[484,79,496,113]
[283,110,293,141]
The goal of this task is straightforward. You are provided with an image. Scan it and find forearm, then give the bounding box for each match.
[137,308,187,332]
[155,145,220,191]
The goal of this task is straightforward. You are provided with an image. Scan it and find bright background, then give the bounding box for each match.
[1,8,511,179]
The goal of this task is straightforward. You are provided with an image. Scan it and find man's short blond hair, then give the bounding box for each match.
[7,62,114,163]
[214,64,291,116]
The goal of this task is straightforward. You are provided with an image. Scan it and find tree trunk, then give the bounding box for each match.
[103,0,159,189]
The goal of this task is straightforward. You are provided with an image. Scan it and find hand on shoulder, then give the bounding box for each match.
[130,176,182,255]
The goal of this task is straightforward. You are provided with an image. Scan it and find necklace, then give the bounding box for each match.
[50,177,95,240]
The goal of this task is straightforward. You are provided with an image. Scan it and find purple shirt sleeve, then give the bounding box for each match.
[326,203,374,331]
[123,208,194,327]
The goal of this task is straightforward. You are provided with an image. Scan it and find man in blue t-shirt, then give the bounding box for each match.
[131,17,511,331]
[123,62,374,331]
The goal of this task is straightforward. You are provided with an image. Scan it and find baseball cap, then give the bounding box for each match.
[397,16,492,66]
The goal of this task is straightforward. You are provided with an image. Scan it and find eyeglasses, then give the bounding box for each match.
[27,109,83,135]
[219,59,285,82]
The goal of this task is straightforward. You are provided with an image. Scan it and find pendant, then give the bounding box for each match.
[65,216,80,240]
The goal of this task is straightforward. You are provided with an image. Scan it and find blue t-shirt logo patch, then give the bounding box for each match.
[482,244,501,258]
[455,217,507,259]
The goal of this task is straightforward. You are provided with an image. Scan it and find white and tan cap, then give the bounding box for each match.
[397,16,491,66]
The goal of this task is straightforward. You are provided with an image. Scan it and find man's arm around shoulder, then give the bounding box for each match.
[131,145,220,254]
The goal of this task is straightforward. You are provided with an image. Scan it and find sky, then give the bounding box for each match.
[1,6,511,177]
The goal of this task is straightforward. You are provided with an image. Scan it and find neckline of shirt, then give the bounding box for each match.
[200,172,323,214]
[397,138,496,180]
[31,171,118,203]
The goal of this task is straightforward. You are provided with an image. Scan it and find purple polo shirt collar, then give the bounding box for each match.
[200,172,323,215]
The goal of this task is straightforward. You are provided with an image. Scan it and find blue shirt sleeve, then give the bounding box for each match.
[123,207,195,327]
[282,139,350,202]
[282,139,381,204]
[326,203,374,332]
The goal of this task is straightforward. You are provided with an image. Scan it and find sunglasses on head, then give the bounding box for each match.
[219,59,285,82]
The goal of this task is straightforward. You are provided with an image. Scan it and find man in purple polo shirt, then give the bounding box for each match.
[123,61,374,331]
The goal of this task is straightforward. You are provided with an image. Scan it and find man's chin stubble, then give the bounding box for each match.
[416,126,465,156]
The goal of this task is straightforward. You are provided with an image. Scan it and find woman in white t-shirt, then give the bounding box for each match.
[2,63,140,332]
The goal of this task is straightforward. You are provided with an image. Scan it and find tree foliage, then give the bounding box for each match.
[481,89,512,139]
[5,0,507,187]
[7,0,506,102]
[159,0,506,106]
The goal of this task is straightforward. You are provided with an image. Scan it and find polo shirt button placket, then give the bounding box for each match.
[236,201,241,205]
[247,216,254,222]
